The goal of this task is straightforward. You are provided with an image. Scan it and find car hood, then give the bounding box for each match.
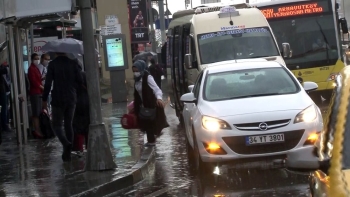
[198,93,313,117]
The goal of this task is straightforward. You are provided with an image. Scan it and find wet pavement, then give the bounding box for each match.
[0,77,331,197]
[112,81,330,197]
[0,103,145,197]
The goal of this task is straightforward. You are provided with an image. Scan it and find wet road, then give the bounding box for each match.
[112,98,330,197]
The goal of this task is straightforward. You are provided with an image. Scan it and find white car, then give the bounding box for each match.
[180,61,323,173]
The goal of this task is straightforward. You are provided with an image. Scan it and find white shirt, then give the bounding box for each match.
[36,63,44,75]
[40,64,53,92]
[135,75,163,101]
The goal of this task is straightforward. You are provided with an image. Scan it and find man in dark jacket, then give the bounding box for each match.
[148,58,163,89]
[42,53,83,162]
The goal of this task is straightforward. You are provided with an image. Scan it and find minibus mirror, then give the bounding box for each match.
[185,54,193,69]
[340,18,349,34]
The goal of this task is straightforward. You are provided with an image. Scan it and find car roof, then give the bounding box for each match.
[205,61,283,74]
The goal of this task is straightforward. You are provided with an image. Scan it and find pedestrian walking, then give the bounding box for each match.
[28,53,44,138]
[133,60,169,146]
[42,52,83,162]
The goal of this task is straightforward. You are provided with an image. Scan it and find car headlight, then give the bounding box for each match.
[202,116,231,132]
[294,105,317,123]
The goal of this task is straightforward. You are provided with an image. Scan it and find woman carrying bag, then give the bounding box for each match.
[133,60,169,146]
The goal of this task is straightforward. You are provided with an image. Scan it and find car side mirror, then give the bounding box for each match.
[282,43,291,58]
[304,81,318,92]
[188,85,195,92]
[180,92,197,103]
[185,54,193,69]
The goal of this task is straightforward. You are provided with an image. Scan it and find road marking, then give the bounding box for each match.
[144,186,170,197]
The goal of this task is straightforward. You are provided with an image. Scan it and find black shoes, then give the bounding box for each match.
[62,144,72,162]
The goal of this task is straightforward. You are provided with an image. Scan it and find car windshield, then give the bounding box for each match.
[269,14,339,68]
[197,27,280,64]
[203,67,299,101]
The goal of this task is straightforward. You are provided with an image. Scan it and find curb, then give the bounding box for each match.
[72,146,155,197]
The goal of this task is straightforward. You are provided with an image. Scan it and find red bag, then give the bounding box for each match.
[121,113,139,129]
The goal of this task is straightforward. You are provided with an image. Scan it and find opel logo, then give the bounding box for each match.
[259,122,268,131]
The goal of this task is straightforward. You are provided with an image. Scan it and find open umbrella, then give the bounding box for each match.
[41,38,84,54]
[133,51,157,62]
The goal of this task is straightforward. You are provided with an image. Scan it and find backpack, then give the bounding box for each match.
[39,110,55,139]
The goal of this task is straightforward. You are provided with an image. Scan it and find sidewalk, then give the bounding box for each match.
[0,103,155,197]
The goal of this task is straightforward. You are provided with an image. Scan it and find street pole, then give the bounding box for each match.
[78,0,117,171]
[165,0,170,26]
[14,27,29,144]
[7,26,22,146]
[158,0,166,43]
[148,0,157,52]
[30,24,34,54]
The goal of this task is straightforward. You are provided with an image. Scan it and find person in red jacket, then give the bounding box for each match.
[28,53,44,138]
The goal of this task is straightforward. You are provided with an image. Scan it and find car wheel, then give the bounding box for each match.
[192,130,214,175]
[179,113,185,127]
[186,137,195,165]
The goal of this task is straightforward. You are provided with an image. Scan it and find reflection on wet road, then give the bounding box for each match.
[114,100,330,197]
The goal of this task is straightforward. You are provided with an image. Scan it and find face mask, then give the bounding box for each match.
[33,60,40,66]
[134,72,141,78]
[43,60,49,66]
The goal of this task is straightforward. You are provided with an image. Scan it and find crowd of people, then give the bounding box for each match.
[0,46,168,162]
[25,52,88,162]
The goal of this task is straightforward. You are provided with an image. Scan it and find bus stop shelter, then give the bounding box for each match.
[0,0,74,145]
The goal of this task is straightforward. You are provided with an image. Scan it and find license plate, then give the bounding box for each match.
[245,133,285,145]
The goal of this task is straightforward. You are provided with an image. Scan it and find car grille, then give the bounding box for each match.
[233,119,291,131]
[222,129,304,154]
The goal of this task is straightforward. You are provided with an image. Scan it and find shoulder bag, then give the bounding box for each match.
[139,107,156,120]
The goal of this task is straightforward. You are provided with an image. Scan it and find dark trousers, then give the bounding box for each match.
[146,128,155,143]
[141,119,156,143]
[0,92,8,131]
[52,104,76,147]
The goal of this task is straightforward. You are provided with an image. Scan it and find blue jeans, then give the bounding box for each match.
[52,104,76,147]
